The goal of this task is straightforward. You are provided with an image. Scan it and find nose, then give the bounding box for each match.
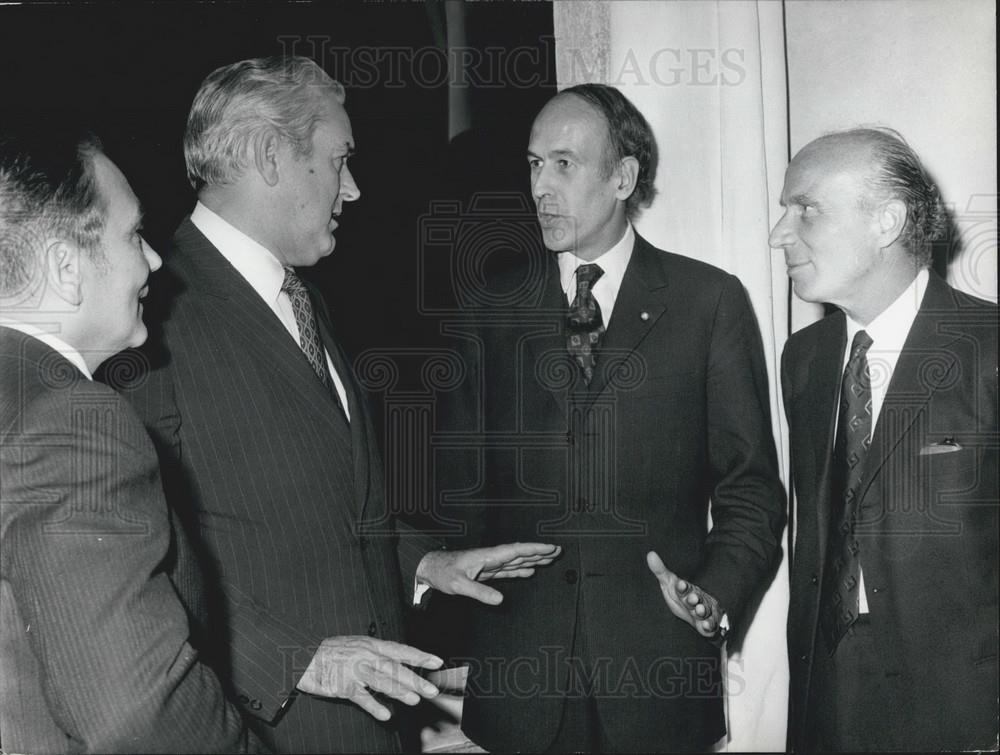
[142,237,162,273]
[768,210,794,249]
[339,164,360,204]
[531,164,552,201]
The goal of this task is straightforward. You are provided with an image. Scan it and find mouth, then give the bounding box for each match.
[785,260,810,274]
[537,212,562,227]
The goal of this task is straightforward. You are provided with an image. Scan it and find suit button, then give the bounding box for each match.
[810,574,819,585]
[358,537,369,551]
[250,699,262,711]
[238,693,250,704]
[800,654,808,663]
[564,569,578,584]
[368,621,378,637]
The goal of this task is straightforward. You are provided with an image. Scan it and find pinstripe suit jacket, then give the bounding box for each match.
[0,326,253,753]
[121,219,408,753]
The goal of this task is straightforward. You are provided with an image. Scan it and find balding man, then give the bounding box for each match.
[0,128,256,752]
[439,83,784,753]
[772,128,998,751]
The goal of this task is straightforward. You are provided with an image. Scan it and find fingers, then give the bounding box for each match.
[369,638,444,670]
[348,687,392,722]
[478,543,561,571]
[360,656,440,703]
[646,551,720,637]
[482,567,536,580]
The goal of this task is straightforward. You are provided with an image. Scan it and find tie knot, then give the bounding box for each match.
[281,266,310,298]
[850,330,873,360]
[575,263,604,289]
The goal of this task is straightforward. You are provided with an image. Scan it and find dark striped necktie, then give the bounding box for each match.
[820,329,874,653]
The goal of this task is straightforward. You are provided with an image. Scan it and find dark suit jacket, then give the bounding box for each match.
[782,271,999,751]
[439,234,785,752]
[120,220,408,753]
[0,326,253,753]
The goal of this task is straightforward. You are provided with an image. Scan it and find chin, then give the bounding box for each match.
[541,227,573,252]
[128,325,149,349]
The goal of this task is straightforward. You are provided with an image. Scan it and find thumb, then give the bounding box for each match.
[453,575,504,606]
[646,550,670,581]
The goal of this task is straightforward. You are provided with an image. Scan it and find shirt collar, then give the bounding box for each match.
[190,201,287,307]
[0,318,93,380]
[558,222,635,301]
[844,268,929,354]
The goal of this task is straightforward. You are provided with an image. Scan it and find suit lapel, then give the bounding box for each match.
[170,220,348,438]
[802,315,847,563]
[855,273,963,506]
[312,296,374,519]
[586,235,669,401]
[523,254,575,420]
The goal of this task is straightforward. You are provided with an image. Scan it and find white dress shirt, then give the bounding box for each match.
[841,267,929,612]
[558,223,635,323]
[0,318,93,380]
[190,202,350,420]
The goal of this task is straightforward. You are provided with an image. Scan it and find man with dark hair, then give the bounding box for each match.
[120,55,559,753]
[0,128,257,752]
[440,83,785,752]
[773,127,998,751]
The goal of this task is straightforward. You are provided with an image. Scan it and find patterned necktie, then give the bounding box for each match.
[820,329,874,653]
[566,263,605,385]
[281,266,333,391]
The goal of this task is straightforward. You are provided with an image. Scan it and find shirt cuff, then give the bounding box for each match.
[413,579,432,607]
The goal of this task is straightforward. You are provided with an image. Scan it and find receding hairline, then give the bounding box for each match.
[532,92,617,168]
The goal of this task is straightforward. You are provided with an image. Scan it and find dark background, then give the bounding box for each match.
[0,0,556,357]
[2,1,557,699]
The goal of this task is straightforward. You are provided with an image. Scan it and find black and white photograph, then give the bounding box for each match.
[1,1,996,752]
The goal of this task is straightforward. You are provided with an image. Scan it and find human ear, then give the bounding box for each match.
[615,156,639,201]
[254,130,282,187]
[45,239,83,306]
[877,198,907,248]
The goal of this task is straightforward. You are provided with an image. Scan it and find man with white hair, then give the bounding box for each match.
[121,55,559,752]
[0,127,257,752]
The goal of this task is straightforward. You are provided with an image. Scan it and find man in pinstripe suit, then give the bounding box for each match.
[1,128,257,752]
[119,56,559,753]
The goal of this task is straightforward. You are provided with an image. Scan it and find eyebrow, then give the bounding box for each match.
[526,148,578,160]
[786,193,816,208]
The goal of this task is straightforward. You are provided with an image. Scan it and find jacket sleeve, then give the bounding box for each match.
[0,385,258,753]
[691,274,786,627]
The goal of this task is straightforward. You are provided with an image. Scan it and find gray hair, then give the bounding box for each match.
[0,128,106,299]
[818,127,946,267]
[184,55,346,191]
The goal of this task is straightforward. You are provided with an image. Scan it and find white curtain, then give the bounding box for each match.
[554,1,797,749]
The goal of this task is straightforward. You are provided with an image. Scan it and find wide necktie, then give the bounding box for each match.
[566,263,605,385]
[820,329,874,653]
[281,266,333,391]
